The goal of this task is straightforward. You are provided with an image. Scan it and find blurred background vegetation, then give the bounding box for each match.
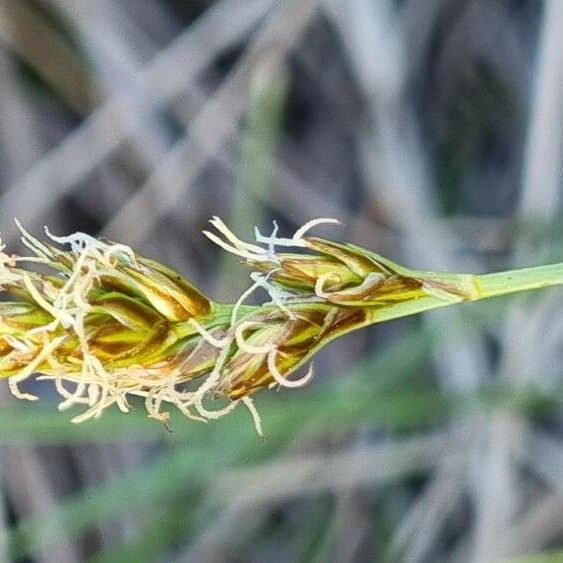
[0,0,563,561]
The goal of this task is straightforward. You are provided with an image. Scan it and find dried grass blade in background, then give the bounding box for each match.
[0,0,274,243]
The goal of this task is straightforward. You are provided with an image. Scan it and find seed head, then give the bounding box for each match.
[0,217,482,431]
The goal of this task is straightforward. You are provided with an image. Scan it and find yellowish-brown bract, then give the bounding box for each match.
[1,216,547,433]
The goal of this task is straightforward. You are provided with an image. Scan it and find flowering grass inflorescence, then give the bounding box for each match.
[2,217,563,433]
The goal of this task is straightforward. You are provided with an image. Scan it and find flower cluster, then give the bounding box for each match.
[0,218,483,431]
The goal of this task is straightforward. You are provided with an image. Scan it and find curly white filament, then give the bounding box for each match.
[235,321,275,354]
[314,272,342,298]
[292,218,341,240]
[267,348,314,389]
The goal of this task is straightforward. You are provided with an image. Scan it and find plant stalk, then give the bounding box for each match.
[350,262,563,342]
[477,262,563,299]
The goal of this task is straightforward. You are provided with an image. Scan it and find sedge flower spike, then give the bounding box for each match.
[1,218,563,431]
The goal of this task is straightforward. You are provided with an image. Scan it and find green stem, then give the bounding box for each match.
[477,262,563,299]
[356,262,563,336]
